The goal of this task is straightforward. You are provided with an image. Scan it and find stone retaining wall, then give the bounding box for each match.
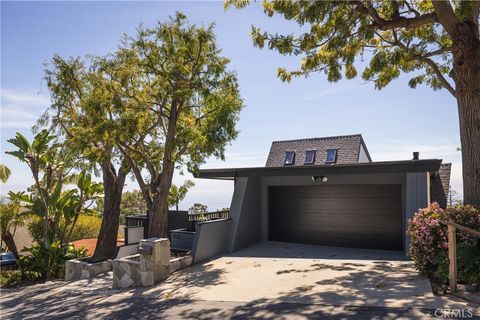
[65,258,112,281]
[112,238,171,289]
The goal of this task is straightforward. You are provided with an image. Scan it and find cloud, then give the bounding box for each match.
[1,89,49,129]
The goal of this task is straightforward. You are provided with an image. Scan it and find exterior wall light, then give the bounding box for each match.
[312,175,328,182]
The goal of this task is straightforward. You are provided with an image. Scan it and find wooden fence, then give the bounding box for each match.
[188,210,230,222]
[440,220,480,293]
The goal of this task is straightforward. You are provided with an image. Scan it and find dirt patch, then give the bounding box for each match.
[72,238,124,255]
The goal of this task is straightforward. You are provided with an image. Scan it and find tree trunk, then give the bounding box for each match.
[91,160,127,262]
[451,22,480,206]
[149,161,175,238]
[2,232,19,259]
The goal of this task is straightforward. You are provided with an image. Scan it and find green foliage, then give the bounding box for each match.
[189,203,208,214]
[6,131,103,248]
[0,164,11,183]
[0,200,24,240]
[68,214,102,241]
[110,12,244,170]
[226,0,476,96]
[408,203,480,285]
[0,270,23,287]
[26,216,44,244]
[436,243,480,285]
[44,13,243,237]
[169,180,195,210]
[20,241,87,280]
[120,190,148,224]
[95,190,147,224]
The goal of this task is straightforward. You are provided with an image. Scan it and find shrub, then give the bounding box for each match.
[69,214,102,241]
[408,203,480,284]
[0,270,22,287]
[27,216,44,243]
[407,202,447,273]
[20,241,87,280]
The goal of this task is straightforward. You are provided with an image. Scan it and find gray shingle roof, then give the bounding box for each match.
[265,134,372,167]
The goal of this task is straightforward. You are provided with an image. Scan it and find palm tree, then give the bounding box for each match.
[168,180,195,211]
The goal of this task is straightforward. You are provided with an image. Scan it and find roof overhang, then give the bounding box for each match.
[194,159,442,180]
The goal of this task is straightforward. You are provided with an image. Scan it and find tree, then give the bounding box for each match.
[0,197,24,258]
[98,190,149,224]
[5,131,103,249]
[228,0,480,206]
[189,203,208,214]
[6,131,59,248]
[169,180,195,211]
[0,164,11,183]
[104,13,243,237]
[448,186,463,206]
[44,56,130,261]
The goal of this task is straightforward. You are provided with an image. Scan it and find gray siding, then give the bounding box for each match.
[405,172,430,251]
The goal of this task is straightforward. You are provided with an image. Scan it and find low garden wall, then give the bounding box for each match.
[192,218,232,263]
[65,258,112,281]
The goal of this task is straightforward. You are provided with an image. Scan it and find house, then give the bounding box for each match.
[192,134,451,261]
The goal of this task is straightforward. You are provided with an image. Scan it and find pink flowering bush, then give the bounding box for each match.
[408,203,447,273]
[408,203,480,284]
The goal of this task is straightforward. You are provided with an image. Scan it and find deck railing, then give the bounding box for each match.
[440,220,480,293]
[188,210,230,222]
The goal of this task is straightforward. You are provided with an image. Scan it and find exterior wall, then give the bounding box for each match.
[168,210,189,233]
[116,243,139,258]
[192,218,232,263]
[358,144,370,163]
[218,171,430,255]
[228,177,261,252]
[405,172,430,250]
[125,226,144,245]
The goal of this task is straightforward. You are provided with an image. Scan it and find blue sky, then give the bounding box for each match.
[1,1,462,209]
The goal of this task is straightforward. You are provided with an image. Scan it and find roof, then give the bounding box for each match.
[195,159,442,180]
[430,163,452,208]
[265,134,372,167]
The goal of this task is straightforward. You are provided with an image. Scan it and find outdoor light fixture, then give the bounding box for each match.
[312,175,328,182]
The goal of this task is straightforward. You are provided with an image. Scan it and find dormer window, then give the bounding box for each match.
[284,151,295,165]
[304,150,316,164]
[325,149,337,164]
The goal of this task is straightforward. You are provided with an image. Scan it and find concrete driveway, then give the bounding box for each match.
[1,241,477,319]
[141,241,464,309]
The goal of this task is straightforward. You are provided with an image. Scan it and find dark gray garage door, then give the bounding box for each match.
[269,184,403,250]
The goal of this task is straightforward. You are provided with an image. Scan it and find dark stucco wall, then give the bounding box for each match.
[192,218,232,264]
[230,177,261,251]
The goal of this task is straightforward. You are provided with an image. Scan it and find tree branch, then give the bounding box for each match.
[354,1,438,30]
[421,57,457,97]
[432,1,460,36]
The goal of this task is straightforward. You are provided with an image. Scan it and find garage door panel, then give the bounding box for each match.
[269,184,403,250]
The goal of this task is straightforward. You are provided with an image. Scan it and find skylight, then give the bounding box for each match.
[284,151,295,165]
[304,150,316,164]
[325,149,337,164]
